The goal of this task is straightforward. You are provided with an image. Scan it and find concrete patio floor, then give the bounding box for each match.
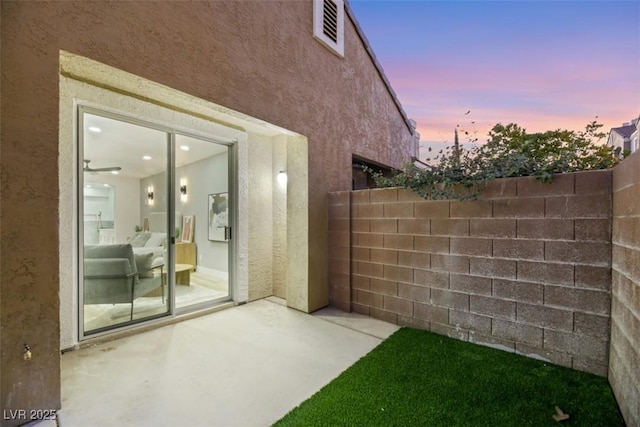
[50,297,399,427]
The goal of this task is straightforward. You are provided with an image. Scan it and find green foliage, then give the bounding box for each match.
[367,121,619,200]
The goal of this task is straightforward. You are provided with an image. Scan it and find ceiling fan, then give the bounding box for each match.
[83,159,122,173]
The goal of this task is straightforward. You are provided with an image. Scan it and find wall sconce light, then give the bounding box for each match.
[277,170,288,187]
[180,179,188,202]
[147,186,154,205]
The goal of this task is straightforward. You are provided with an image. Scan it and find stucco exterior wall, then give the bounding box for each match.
[610,150,640,427]
[329,171,614,376]
[1,1,414,418]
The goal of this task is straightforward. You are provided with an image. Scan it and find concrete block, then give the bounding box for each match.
[517,174,574,197]
[370,248,398,265]
[517,261,574,286]
[351,218,370,232]
[450,237,492,257]
[470,257,517,279]
[574,312,610,338]
[352,274,370,290]
[397,251,429,269]
[431,322,470,341]
[431,288,470,310]
[370,278,398,296]
[384,234,414,250]
[370,188,398,203]
[612,149,640,191]
[515,342,573,368]
[575,265,611,290]
[369,307,399,324]
[450,200,492,218]
[384,295,414,316]
[492,279,543,304]
[414,269,449,288]
[329,218,350,232]
[355,261,383,278]
[398,218,430,235]
[354,203,383,218]
[493,197,545,218]
[329,202,350,219]
[516,302,574,331]
[470,219,516,238]
[492,318,543,346]
[612,184,640,217]
[545,241,611,265]
[354,232,384,248]
[398,188,425,202]
[414,302,449,324]
[351,302,370,316]
[398,283,430,301]
[544,329,608,360]
[431,219,470,236]
[574,169,612,195]
[492,239,544,260]
[545,285,611,315]
[546,194,611,218]
[470,295,516,320]
[516,219,574,240]
[370,218,397,233]
[356,290,383,308]
[431,254,470,274]
[612,216,640,247]
[415,200,450,218]
[573,356,609,377]
[469,332,516,352]
[383,264,413,284]
[398,315,430,331]
[478,177,517,199]
[384,202,415,218]
[450,273,492,295]
[351,247,369,262]
[414,236,449,254]
[449,310,492,334]
[351,190,370,204]
[575,219,611,242]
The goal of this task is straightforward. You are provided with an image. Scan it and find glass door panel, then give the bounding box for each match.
[81,110,171,335]
[174,133,231,310]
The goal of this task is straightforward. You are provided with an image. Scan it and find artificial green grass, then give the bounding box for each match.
[274,327,623,426]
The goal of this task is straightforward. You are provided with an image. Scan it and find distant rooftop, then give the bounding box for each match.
[611,124,637,138]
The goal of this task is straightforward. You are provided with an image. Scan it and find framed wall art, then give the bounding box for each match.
[208,192,229,241]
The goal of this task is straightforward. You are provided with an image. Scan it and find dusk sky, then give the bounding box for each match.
[349,0,640,160]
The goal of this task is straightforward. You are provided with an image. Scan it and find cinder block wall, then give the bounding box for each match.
[610,151,640,426]
[328,170,613,376]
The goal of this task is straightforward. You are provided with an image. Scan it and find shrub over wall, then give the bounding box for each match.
[367,121,619,200]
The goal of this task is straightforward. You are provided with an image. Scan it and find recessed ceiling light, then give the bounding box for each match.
[88,126,101,133]
[143,155,152,160]
[103,184,110,187]
[111,171,119,175]
[180,145,190,151]
[86,184,92,188]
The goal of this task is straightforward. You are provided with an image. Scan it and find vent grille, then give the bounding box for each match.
[323,0,339,43]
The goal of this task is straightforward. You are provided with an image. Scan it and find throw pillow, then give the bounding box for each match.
[130,232,151,248]
[145,232,167,248]
[135,252,155,278]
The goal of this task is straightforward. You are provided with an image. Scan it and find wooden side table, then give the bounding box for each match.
[175,242,196,272]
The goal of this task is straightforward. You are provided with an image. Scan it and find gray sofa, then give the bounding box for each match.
[83,244,164,320]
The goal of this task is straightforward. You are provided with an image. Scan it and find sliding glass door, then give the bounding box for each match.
[79,107,232,337]
[174,133,232,311]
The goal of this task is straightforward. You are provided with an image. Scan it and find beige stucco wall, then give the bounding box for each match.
[1,1,414,417]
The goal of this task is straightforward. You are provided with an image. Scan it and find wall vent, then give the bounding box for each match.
[313,0,344,57]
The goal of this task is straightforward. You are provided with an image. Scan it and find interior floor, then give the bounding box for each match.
[83,269,228,333]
